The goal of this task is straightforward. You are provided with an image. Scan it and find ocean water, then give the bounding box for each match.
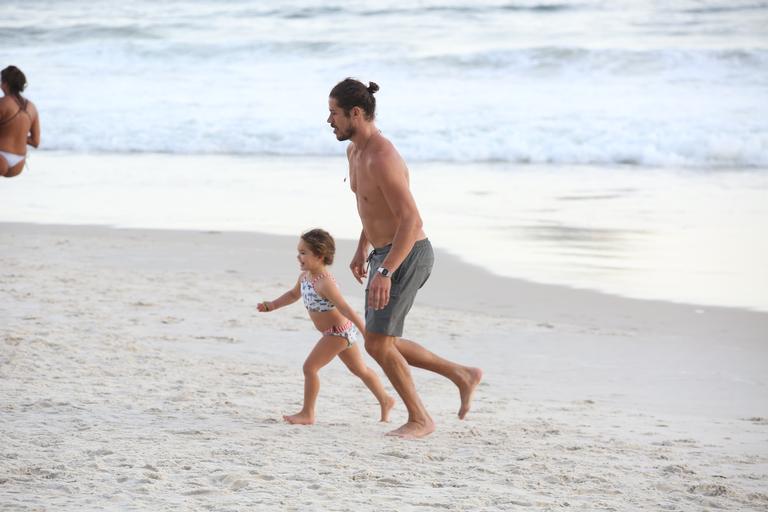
[2,1,768,311]
[2,0,767,167]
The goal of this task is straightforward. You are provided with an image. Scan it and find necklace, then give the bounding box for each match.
[359,130,381,154]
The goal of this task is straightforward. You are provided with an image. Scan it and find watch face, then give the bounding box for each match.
[378,267,389,277]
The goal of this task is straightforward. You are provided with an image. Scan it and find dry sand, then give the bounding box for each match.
[2,223,767,511]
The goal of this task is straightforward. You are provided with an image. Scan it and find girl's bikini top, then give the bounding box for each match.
[301,273,336,312]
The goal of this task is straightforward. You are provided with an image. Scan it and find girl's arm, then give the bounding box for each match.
[258,275,301,312]
[316,277,366,334]
[349,230,370,284]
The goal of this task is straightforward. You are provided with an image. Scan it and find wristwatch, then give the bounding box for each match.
[376,266,391,278]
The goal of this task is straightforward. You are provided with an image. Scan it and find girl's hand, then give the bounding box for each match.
[257,301,272,312]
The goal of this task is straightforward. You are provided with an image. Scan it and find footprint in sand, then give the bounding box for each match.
[183,488,216,496]
[194,335,238,343]
[687,483,729,497]
[377,476,405,487]
[230,479,249,490]
[661,464,695,476]
[210,473,249,490]
[381,450,410,459]
[351,471,377,481]
[4,335,23,346]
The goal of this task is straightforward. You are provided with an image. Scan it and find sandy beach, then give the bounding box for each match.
[4,1,768,509]
[2,222,767,511]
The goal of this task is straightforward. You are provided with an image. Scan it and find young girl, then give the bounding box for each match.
[258,228,395,425]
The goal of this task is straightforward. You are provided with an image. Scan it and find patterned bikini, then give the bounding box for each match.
[301,272,359,347]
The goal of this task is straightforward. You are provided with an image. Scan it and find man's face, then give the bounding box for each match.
[327,97,354,141]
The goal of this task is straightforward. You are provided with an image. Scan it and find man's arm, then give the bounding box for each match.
[374,156,423,275]
[367,152,423,310]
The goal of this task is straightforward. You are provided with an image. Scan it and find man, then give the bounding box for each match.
[327,78,482,439]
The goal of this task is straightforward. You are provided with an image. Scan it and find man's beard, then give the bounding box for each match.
[336,125,355,141]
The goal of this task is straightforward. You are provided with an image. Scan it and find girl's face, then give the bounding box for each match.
[297,240,324,272]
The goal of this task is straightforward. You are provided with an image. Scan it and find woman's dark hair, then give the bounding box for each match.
[1,66,27,96]
[301,228,336,265]
[329,78,379,120]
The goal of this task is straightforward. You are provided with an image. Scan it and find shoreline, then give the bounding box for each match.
[3,151,767,312]
[4,220,766,318]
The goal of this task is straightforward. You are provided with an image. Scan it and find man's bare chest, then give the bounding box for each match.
[350,166,382,206]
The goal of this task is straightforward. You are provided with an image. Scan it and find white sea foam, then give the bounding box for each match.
[3,0,767,167]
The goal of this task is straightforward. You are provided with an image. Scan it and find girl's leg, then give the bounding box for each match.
[338,343,396,422]
[283,335,348,425]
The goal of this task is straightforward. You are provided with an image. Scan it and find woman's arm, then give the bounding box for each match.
[27,103,40,148]
[258,275,301,312]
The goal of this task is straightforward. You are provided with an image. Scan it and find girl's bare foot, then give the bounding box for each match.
[283,411,315,425]
[385,418,436,439]
[458,367,483,420]
[380,395,396,422]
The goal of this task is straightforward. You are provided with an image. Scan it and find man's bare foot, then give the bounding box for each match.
[283,411,315,425]
[380,395,396,422]
[385,418,435,439]
[458,367,483,420]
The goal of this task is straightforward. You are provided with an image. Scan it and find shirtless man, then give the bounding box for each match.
[327,78,482,439]
[0,65,40,178]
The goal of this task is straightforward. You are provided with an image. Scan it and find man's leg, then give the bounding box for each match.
[395,338,483,419]
[337,343,396,422]
[365,332,435,438]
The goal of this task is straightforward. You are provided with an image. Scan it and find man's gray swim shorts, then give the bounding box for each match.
[365,238,434,337]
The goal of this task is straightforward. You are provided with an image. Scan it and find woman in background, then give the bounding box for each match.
[1,65,40,178]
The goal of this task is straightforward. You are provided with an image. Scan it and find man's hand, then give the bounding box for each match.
[368,273,391,310]
[350,251,368,284]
